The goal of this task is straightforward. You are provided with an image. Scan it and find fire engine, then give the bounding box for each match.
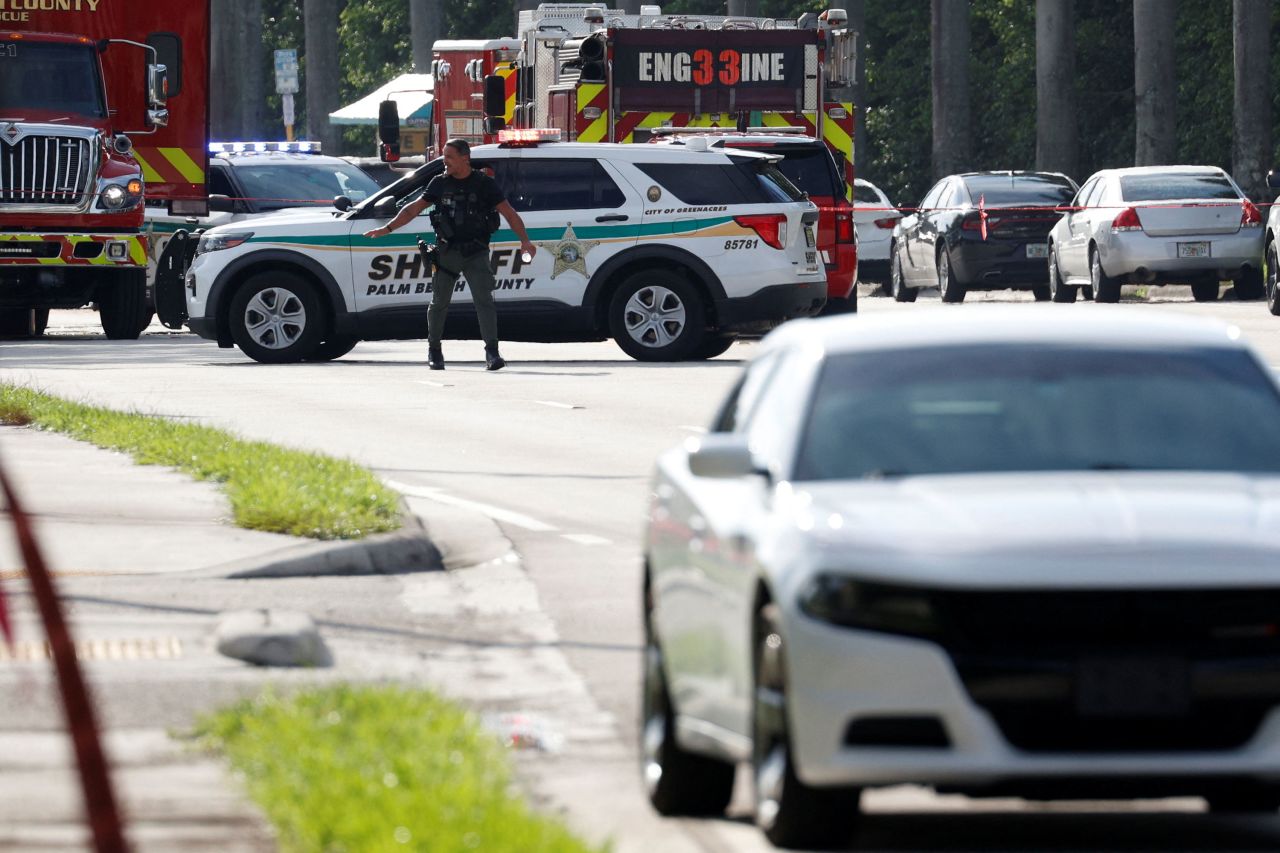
[428,38,520,155]
[0,0,209,339]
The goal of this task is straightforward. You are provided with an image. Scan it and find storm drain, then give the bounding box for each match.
[0,637,184,663]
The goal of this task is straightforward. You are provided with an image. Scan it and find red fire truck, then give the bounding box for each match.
[417,5,859,308]
[0,1,209,339]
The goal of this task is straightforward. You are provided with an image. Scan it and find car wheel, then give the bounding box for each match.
[1267,243,1280,317]
[305,335,359,362]
[891,253,917,303]
[1234,265,1265,301]
[609,270,706,361]
[753,603,861,849]
[1191,279,1220,303]
[1089,247,1121,303]
[1204,786,1280,814]
[1048,248,1076,303]
[98,269,151,339]
[692,333,737,360]
[938,248,965,303]
[641,584,735,816]
[229,271,326,363]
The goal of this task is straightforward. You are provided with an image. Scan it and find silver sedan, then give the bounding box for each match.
[1047,165,1264,304]
[642,307,1280,849]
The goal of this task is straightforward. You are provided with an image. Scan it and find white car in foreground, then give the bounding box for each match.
[1047,165,1264,304]
[643,307,1280,848]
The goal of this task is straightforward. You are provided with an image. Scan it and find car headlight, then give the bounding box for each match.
[196,231,254,255]
[99,179,144,212]
[798,575,940,637]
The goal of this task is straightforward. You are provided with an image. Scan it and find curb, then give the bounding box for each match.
[192,508,443,580]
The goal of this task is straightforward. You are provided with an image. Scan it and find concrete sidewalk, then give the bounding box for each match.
[0,425,441,852]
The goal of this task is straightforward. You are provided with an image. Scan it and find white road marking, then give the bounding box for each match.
[561,533,612,546]
[534,400,583,410]
[414,380,451,388]
[384,479,559,532]
[678,425,707,434]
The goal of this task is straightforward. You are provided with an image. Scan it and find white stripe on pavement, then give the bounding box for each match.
[560,533,612,546]
[384,479,559,533]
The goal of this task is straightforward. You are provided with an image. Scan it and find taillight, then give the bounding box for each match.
[874,217,898,229]
[733,214,788,249]
[1111,207,1142,232]
[832,200,855,244]
[961,213,983,231]
[1242,199,1263,228]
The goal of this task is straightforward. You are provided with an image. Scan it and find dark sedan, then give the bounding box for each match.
[889,171,1078,303]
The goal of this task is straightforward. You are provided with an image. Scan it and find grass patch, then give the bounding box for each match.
[0,384,399,540]
[195,685,604,853]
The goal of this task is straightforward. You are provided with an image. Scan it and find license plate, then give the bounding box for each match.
[1025,243,1048,259]
[804,226,816,248]
[1075,656,1189,717]
[1178,241,1210,258]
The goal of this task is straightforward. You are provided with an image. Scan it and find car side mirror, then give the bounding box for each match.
[208,193,235,213]
[378,99,401,162]
[686,435,762,479]
[333,195,353,212]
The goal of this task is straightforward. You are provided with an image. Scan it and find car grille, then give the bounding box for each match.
[932,588,1280,752]
[0,135,91,206]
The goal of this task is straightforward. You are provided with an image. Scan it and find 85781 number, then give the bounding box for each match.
[724,238,759,251]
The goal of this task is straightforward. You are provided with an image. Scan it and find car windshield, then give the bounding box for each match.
[235,162,382,211]
[961,175,1076,206]
[794,344,1280,480]
[1120,173,1240,202]
[0,40,105,117]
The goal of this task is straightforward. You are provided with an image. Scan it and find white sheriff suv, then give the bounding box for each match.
[173,131,825,363]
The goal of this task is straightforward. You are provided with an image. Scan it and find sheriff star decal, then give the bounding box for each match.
[537,224,600,280]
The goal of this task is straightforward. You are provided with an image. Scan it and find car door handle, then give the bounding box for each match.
[595,214,629,222]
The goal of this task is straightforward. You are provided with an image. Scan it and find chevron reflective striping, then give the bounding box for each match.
[159,147,205,184]
[131,150,166,184]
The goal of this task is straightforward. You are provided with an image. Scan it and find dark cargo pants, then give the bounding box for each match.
[427,245,498,348]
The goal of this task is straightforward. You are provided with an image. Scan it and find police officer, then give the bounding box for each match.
[364,138,536,371]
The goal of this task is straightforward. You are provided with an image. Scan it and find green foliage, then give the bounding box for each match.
[862,2,930,207]
[196,685,604,853]
[0,385,401,540]
[1175,1,1232,171]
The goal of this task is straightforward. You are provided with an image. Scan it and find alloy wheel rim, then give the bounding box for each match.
[244,287,306,350]
[938,253,949,294]
[1269,247,1278,305]
[641,640,666,792]
[624,285,686,348]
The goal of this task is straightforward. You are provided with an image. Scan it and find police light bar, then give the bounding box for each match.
[208,141,324,155]
[496,128,562,146]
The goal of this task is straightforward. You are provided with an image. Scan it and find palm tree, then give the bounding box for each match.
[1232,0,1271,201]
[931,0,971,179]
[1133,0,1175,166]
[1035,0,1076,178]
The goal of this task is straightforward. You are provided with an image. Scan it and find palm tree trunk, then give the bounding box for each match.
[408,0,442,76]
[1233,0,1271,201]
[304,0,343,153]
[1133,0,1176,166]
[1035,0,1076,178]
[931,0,971,180]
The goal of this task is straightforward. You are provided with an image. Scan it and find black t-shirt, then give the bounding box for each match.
[423,170,505,245]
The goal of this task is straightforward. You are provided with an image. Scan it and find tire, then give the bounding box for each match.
[692,334,736,360]
[1204,786,1280,814]
[890,252,917,303]
[1048,248,1076,303]
[1267,243,1280,317]
[1191,279,1220,303]
[98,269,151,339]
[937,248,965,303]
[306,335,359,362]
[0,308,47,338]
[609,270,706,361]
[754,603,861,849]
[229,271,326,363]
[1089,247,1121,303]
[641,584,735,816]
[1233,265,1264,301]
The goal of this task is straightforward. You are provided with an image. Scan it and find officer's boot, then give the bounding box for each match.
[484,344,505,372]
[427,345,445,371]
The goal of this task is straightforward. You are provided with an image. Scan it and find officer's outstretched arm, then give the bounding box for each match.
[363,196,429,239]
[497,200,536,259]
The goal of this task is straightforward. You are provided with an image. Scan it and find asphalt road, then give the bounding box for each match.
[7,286,1280,852]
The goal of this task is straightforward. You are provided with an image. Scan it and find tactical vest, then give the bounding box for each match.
[431,175,499,255]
